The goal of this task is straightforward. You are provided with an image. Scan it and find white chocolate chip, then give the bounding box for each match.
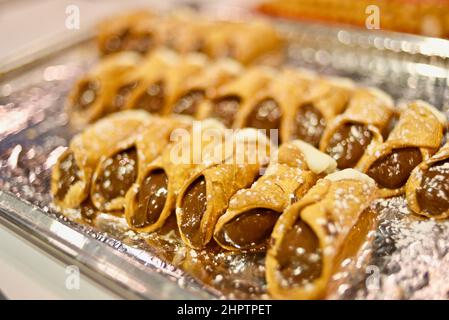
[291,140,337,174]
[325,169,375,184]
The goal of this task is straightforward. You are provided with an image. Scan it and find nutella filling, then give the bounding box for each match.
[216,209,280,250]
[172,89,205,116]
[367,147,422,189]
[55,151,81,201]
[104,28,130,54]
[131,169,169,227]
[180,176,207,247]
[94,147,138,202]
[134,80,165,114]
[113,81,139,110]
[416,160,449,216]
[292,103,326,147]
[245,98,282,133]
[74,81,99,111]
[211,95,241,127]
[125,33,154,54]
[325,123,373,169]
[276,218,322,287]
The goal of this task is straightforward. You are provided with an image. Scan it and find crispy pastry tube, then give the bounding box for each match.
[125,119,227,232]
[202,66,275,127]
[90,116,192,212]
[97,11,154,55]
[319,88,395,169]
[214,140,337,252]
[282,73,354,147]
[68,52,142,126]
[155,12,211,54]
[125,50,207,115]
[51,110,152,209]
[176,129,272,249]
[202,20,282,64]
[169,59,243,118]
[266,169,378,300]
[406,142,449,219]
[359,100,446,198]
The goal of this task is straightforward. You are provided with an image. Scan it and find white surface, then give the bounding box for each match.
[0,0,172,62]
[0,223,118,300]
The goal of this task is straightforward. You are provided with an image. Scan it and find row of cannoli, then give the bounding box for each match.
[96,10,282,64]
[51,110,381,299]
[52,106,448,299]
[66,48,449,211]
[69,49,365,148]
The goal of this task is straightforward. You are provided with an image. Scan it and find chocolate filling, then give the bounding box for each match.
[131,169,169,227]
[55,151,81,201]
[74,81,99,111]
[325,123,373,169]
[367,147,422,189]
[172,89,205,116]
[134,80,165,114]
[125,33,153,54]
[211,95,241,127]
[113,81,139,110]
[94,147,138,202]
[216,209,279,250]
[179,176,207,247]
[292,103,326,147]
[276,218,322,287]
[245,98,282,133]
[104,28,130,54]
[416,160,449,216]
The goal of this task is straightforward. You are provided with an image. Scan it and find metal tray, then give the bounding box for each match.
[1,6,449,300]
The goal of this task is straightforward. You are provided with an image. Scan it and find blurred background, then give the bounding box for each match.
[1,0,448,64]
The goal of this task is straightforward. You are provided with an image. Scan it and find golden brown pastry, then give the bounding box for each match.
[319,87,395,169]
[214,140,336,252]
[155,12,211,54]
[176,128,272,249]
[202,19,282,64]
[201,66,275,127]
[97,10,154,55]
[169,59,243,118]
[358,100,446,198]
[125,119,227,232]
[266,169,378,299]
[125,49,208,115]
[90,116,192,212]
[281,73,354,147]
[406,142,449,219]
[51,110,152,209]
[68,52,142,127]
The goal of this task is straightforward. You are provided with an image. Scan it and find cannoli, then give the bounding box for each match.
[97,10,154,55]
[169,59,243,118]
[90,116,192,212]
[319,87,395,169]
[358,100,446,198]
[51,110,152,209]
[214,140,336,252]
[202,67,275,127]
[406,142,449,219]
[125,50,207,115]
[282,74,354,147]
[68,52,142,126]
[125,119,227,233]
[155,12,211,54]
[202,20,282,64]
[266,169,378,300]
[176,128,272,249]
